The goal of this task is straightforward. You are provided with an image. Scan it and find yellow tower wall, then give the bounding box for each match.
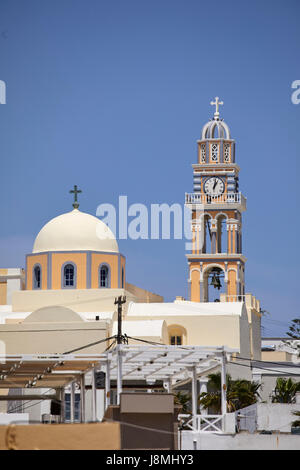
[51,252,87,290]
[91,253,119,289]
[26,254,48,290]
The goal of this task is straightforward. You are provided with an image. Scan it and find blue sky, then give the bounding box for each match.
[0,0,299,336]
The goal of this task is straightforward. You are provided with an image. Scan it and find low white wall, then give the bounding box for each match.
[257,403,300,433]
[85,389,105,422]
[0,413,29,425]
[181,432,300,450]
[231,403,300,433]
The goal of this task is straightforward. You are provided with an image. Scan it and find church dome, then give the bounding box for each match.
[201,118,231,140]
[201,97,231,140]
[32,209,119,254]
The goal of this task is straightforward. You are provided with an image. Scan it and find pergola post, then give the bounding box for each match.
[199,377,208,415]
[80,373,86,423]
[191,366,198,431]
[116,345,123,406]
[164,377,172,393]
[70,381,75,423]
[220,348,227,430]
[91,369,97,422]
[105,359,111,409]
[60,387,65,423]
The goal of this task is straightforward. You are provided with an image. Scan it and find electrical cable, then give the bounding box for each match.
[105,339,116,352]
[235,355,300,368]
[7,389,60,414]
[63,335,115,354]
[228,361,300,377]
[125,335,166,347]
[5,302,299,421]
[7,410,300,437]
[8,336,115,414]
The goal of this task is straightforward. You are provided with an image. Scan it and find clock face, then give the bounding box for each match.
[204,177,225,196]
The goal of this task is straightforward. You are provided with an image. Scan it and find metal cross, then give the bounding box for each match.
[69,185,82,209]
[210,96,224,119]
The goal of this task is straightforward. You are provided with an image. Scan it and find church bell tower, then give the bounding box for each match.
[185,98,247,302]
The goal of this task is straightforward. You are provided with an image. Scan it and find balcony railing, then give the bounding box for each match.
[220,294,246,302]
[178,414,224,433]
[185,192,246,206]
[220,293,260,310]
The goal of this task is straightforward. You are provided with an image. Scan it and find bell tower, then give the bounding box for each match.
[185,98,247,302]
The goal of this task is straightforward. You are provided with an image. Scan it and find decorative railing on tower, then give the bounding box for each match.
[185,192,246,208]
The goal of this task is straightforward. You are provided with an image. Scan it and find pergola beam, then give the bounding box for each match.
[0,394,57,401]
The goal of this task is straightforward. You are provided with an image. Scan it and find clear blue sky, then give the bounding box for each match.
[0,0,299,336]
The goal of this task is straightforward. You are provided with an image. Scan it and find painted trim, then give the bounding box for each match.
[86,252,91,289]
[30,249,121,256]
[47,252,52,290]
[32,263,42,290]
[186,256,246,263]
[215,212,229,221]
[227,267,238,273]
[25,255,28,290]
[121,266,125,289]
[202,263,225,275]
[189,267,200,282]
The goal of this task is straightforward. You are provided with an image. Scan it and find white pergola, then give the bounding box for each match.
[0,345,237,430]
[0,354,102,423]
[99,344,237,422]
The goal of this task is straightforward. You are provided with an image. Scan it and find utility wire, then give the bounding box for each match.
[9,335,118,414]
[105,339,116,352]
[126,335,166,347]
[6,332,299,417]
[7,389,60,414]
[236,356,300,368]
[63,335,115,354]
[228,361,300,377]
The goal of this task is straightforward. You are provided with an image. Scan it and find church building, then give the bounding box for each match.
[0,98,261,370]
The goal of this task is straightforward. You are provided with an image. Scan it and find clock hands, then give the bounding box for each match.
[204,177,224,196]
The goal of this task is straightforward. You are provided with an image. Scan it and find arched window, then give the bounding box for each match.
[203,265,225,302]
[99,264,109,288]
[63,263,75,288]
[202,214,212,254]
[33,265,41,289]
[216,214,228,254]
[168,325,187,346]
[170,335,182,346]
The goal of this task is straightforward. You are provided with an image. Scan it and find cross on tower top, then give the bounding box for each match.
[210,96,224,119]
[69,185,82,209]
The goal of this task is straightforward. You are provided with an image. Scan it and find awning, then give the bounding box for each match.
[0,354,102,389]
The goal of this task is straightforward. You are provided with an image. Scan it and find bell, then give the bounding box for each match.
[210,273,222,290]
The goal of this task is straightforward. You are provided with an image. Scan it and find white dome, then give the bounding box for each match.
[33,209,119,254]
[201,118,231,140]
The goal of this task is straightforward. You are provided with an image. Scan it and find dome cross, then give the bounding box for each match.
[210,96,224,119]
[69,185,82,209]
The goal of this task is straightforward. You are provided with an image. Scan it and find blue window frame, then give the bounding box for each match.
[64,394,81,422]
[121,267,124,288]
[63,263,76,288]
[99,264,110,288]
[33,265,41,289]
